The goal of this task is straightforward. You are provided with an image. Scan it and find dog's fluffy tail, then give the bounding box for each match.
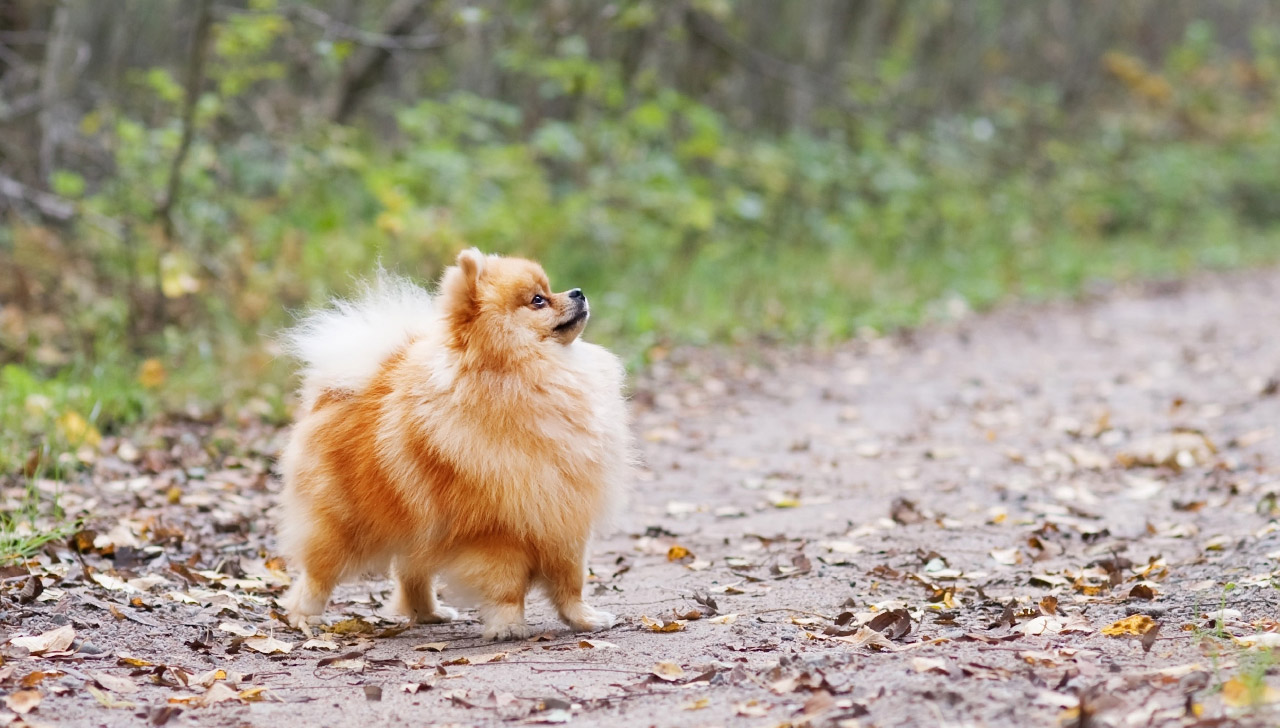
[283,271,435,408]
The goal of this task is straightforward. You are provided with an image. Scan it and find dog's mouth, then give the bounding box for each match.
[553,309,588,334]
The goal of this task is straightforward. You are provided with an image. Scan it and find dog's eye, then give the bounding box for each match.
[531,294,547,308]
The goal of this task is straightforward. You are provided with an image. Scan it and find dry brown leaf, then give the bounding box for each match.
[412,642,449,652]
[4,689,41,714]
[92,672,140,694]
[11,624,75,654]
[195,682,241,707]
[640,615,686,633]
[865,608,912,640]
[651,661,686,682]
[324,617,375,635]
[831,626,896,650]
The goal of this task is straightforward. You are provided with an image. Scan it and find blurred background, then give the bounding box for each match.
[2,0,1280,473]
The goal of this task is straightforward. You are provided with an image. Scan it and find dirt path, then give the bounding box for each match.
[4,270,1280,727]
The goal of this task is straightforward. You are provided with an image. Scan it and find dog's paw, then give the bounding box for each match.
[281,585,325,629]
[482,620,533,642]
[565,606,617,633]
[418,605,459,624]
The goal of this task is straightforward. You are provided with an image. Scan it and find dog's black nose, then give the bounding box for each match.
[568,288,584,299]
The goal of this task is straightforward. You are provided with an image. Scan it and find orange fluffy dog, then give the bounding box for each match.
[277,249,630,640]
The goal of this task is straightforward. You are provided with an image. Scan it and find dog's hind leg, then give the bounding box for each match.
[541,542,616,633]
[392,555,457,624]
[450,544,533,641]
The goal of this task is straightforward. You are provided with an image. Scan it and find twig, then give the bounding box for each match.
[751,608,834,620]
[529,666,650,675]
[448,660,649,675]
[155,0,213,241]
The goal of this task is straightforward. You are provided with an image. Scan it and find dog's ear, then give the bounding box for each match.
[456,248,485,285]
[439,248,485,328]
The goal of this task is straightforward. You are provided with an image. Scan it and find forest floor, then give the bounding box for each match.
[3,268,1280,728]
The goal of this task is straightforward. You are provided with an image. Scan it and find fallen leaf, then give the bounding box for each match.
[86,684,135,709]
[324,617,375,635]
[92,672,140,694]
[831,626,896,650]
[195,682,241,707]
[652,661,686,682]
[1235,634,1280,650]
[1118,431,1216,469]
[1222,677,1280,707]
[244,635,294,654]
[318,652,366,671]
[911,657,949,674]
[301,638,341,651]
[217,622,257,637]
[5,689,41,714]
[865,608,912,640]
[1128,583,1156,601]
[667,545,691,561]
[890,497,924,525]
[709,613,738,625]
[683,697,710,711]
[11,624,76,654]
[735,699,772,717]
[577,639,619,649]
[640,615,686,633]
[989,547,1021,566]
[412,642,449,652]
[1102,614,1157,637]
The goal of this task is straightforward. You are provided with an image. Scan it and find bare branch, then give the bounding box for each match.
[0,172,75,221]
[328,0,443,124]
[155,0,214,241]
[287,3,448,51]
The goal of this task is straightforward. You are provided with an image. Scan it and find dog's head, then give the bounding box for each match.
[439,248,589,362]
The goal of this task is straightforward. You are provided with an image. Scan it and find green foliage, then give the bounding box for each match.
[4,5,1280,476]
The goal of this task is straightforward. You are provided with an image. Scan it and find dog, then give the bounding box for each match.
[277,248,630,640]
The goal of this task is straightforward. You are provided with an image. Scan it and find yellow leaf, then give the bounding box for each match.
[57,411,101,448]
[1222,677,1280,707]
[683,697,710,711]
[640,615,686,633]
[160,251,201,298]
[323,617,375,635]
[666,545,691,561]
[1101,615,1157,637]
[138,358,167,389]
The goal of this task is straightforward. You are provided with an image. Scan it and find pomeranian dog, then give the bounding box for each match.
[277,249,630,640]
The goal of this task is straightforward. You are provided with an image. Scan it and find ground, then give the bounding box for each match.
[3,269,1280,728]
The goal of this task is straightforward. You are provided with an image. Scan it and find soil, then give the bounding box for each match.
[3,269,1280,728]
